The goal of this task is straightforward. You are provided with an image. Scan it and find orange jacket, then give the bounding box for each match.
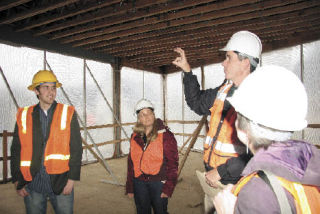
[233,172,320,214]
[16,103,74,181]
[130,132,164,178]
[204,82,244,168]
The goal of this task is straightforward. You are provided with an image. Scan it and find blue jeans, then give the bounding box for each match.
[24,188,74,214]
[133,178,168,214]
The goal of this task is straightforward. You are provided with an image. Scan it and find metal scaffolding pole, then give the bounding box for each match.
[0,66,19,109]
[85,62,130,140]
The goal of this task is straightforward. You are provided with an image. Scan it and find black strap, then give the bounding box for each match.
[257,170,272,190]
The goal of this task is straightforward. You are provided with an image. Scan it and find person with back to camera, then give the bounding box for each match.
[126,99,179,214]
[11,70,83,214]
[172,31,262,213]
[212,65,320,214]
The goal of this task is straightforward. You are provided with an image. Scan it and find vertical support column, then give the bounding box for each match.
[3,130,8,183]
[201,66,209,132]
[44,51,47,70]
[300,44,305,140]
[181,72,185,143]
[162,74,167,124]
[112,58,122,158]
[83,59,88,162]
[201,66,205,90]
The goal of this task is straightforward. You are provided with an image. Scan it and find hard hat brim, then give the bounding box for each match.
[219,47,228,52]
[27,82,62,91]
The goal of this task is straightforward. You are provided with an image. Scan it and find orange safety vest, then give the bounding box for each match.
[130,130,164,178]
[204,82,244,168]
[233,172,320,214]
[16,103,74,181]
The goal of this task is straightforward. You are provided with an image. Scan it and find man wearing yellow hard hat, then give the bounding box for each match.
[11,70,83,214]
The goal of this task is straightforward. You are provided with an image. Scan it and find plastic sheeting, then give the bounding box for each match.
[303,41,320,143]
[167,67,205,150]
[0,45,43,131]
[1,40,320,181]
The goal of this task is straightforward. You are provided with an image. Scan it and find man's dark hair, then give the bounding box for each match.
[234,51,259,73]
[35,85,40,99]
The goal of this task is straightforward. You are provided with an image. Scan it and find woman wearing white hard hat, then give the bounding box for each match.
[212,65,320,214]
[126,99,179,214]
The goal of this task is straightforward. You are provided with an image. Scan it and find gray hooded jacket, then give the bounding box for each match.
[235,140,320,214]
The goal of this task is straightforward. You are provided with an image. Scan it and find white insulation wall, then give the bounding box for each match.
[1,40,319,181]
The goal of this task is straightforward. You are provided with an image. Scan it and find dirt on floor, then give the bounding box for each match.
[0,151,206,214]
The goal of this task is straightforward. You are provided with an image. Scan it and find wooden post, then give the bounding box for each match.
[201,66,205,90]
[3,130,8,183]
[112,58,122,158]
[178,115,207,177]
[162,74,167,124]
[201,66,209,132]
[300,44,305,140]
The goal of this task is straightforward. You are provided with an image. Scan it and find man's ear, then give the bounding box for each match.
[244,58,251,69]
[34,88,39,95]
[241,58,251,75]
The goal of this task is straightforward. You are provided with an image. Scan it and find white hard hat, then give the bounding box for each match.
[220,31,262,59]
[227,65,308,131]
[135,99,154,115]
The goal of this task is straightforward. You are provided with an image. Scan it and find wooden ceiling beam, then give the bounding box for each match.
[130,25,320,65]
[15,0,122,32]
[105,12,320,58]
[81,0,318,49]
[150,29,320,72]
[163,30,320,74]
[70,0,272,47]
[121,59,162,74]
[0,0,31,12]
[0,0,79,24]
[57,0,253,43]
[51,0,216,40]
[33,0,169,36]
[0,25,115,67]
[96,5,319,56]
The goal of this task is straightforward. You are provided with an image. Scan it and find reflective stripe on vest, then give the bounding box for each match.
[213,140,246,154]
[45,154,70,161]
[17,105,35,181]
[17,104,74,180]
[232,172,320,214]
[277,177,320,214]
[20,161,31,166]
[130,131,164,178]
[60,104,69,130]
[21,106,29,134]
[203,82,244,168]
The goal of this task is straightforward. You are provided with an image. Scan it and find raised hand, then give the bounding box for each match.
[172,47,191,72]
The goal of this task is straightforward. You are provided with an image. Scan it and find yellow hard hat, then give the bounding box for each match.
[28,70,62,90]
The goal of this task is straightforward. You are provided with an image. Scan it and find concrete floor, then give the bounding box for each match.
[0,151,205,214]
